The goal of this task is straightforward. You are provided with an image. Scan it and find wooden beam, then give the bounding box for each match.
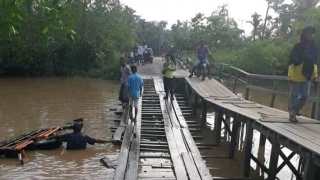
[113,124,133,180]
[268,137,280,180]
[243,121,253,178]
[229,119,240,159]
[126,96,143,180]
[214,110,223,144]
[201,99,207,127]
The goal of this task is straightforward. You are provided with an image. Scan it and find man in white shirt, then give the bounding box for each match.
[142,42,147,65]
[137,42,144,65]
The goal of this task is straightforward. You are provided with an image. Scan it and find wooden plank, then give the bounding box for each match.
[170,97,188,128]
[170,126,202,180]
[181,128,213,180]
[259,117,320,124]
[113,124,134,180]
[159,94,188,180]
[126,96,143,179]
[113,126,125,142]
[113,107,129,142]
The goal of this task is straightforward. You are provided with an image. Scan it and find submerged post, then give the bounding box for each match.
[229,118,240,159]
[201,99,207,127]
[268,136,280,180]
[193,94,199,116]
[243,121,253,178]
[302,153,315,180]
[214,110,223,144]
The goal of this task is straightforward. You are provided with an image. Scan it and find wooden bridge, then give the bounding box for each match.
[103,59,320,180]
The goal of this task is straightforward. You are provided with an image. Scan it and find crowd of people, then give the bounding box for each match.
[41,25,318,150]
[125,42,152,66]
[119,43,177,123]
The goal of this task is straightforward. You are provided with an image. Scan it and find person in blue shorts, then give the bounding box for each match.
[126,65,144,123]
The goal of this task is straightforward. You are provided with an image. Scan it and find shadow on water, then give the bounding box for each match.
[193,81,307,180]
[0,77,121,179]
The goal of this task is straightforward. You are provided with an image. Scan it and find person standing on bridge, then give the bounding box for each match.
[126,65,143,123]
[161,42,168,61]
[163,54,176,100]
[119,57,132,109]
[288,25,318,122]
[168,46,176,66]
[137,42,144,65]
[189,40,212,79]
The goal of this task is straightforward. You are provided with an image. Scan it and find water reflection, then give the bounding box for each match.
[0,77,119,179]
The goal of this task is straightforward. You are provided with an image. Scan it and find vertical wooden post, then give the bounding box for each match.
[245,87,250,100]
[268,137,280,180]
[227,66,231,87]
[269,80,279,107]
[232,73,238,93]
[201,99,207,127]
[229,119,240,159]
[302,153,315,180]
[244,121,253,178]
[193,94,199,116]
[214,110,222,144]
[185,82,191,106]
[311,102,316,119]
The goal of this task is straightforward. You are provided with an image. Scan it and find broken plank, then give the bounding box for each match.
[113,124,134,180]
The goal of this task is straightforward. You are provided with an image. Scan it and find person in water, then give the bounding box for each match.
[288,25,318,122]
[50,123,110,150]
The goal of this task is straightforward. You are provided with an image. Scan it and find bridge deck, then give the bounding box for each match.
[174,69,320,163]
[112,78,213,180]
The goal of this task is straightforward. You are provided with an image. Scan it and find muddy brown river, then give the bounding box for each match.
[0,77,120,179]
[0,74,316,180]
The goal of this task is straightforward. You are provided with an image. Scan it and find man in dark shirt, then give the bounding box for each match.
[50,123,110,150]
[189,40,212,78]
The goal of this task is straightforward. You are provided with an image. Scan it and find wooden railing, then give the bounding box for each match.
[214,63,320,119]
[177,57,320,120]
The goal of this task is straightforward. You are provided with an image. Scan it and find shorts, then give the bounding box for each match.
[138,54,143,60]
[194,58,209,67]
[129,97,139,108]
[162,52,165,57]
[129,57,134,64]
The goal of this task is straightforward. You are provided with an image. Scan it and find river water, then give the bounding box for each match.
[0,77,120,180]
[0,75,316,180]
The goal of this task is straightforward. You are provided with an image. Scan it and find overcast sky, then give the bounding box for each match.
[120,0,293,34]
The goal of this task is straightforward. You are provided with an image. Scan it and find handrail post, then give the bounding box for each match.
[269,80,279,107]
[227,66,231,87]
[245,77,250,100]
[232,73,239,93]
[316,82,320,120]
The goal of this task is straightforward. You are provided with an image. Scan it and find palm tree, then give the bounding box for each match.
[246,12,263,41]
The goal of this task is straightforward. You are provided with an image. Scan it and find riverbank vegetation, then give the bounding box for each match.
[0,0,168,79]
[171,0,320,75]
[1,0,319,78]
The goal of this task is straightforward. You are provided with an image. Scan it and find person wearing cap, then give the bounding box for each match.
[288,25,318,122]
[49,124,110,150]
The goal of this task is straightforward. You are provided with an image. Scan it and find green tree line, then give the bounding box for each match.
[0,0,169,79]
[1,0,319,78]
[171,0,320,75]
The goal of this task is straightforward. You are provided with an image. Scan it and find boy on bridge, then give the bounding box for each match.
[126,65,143,123]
